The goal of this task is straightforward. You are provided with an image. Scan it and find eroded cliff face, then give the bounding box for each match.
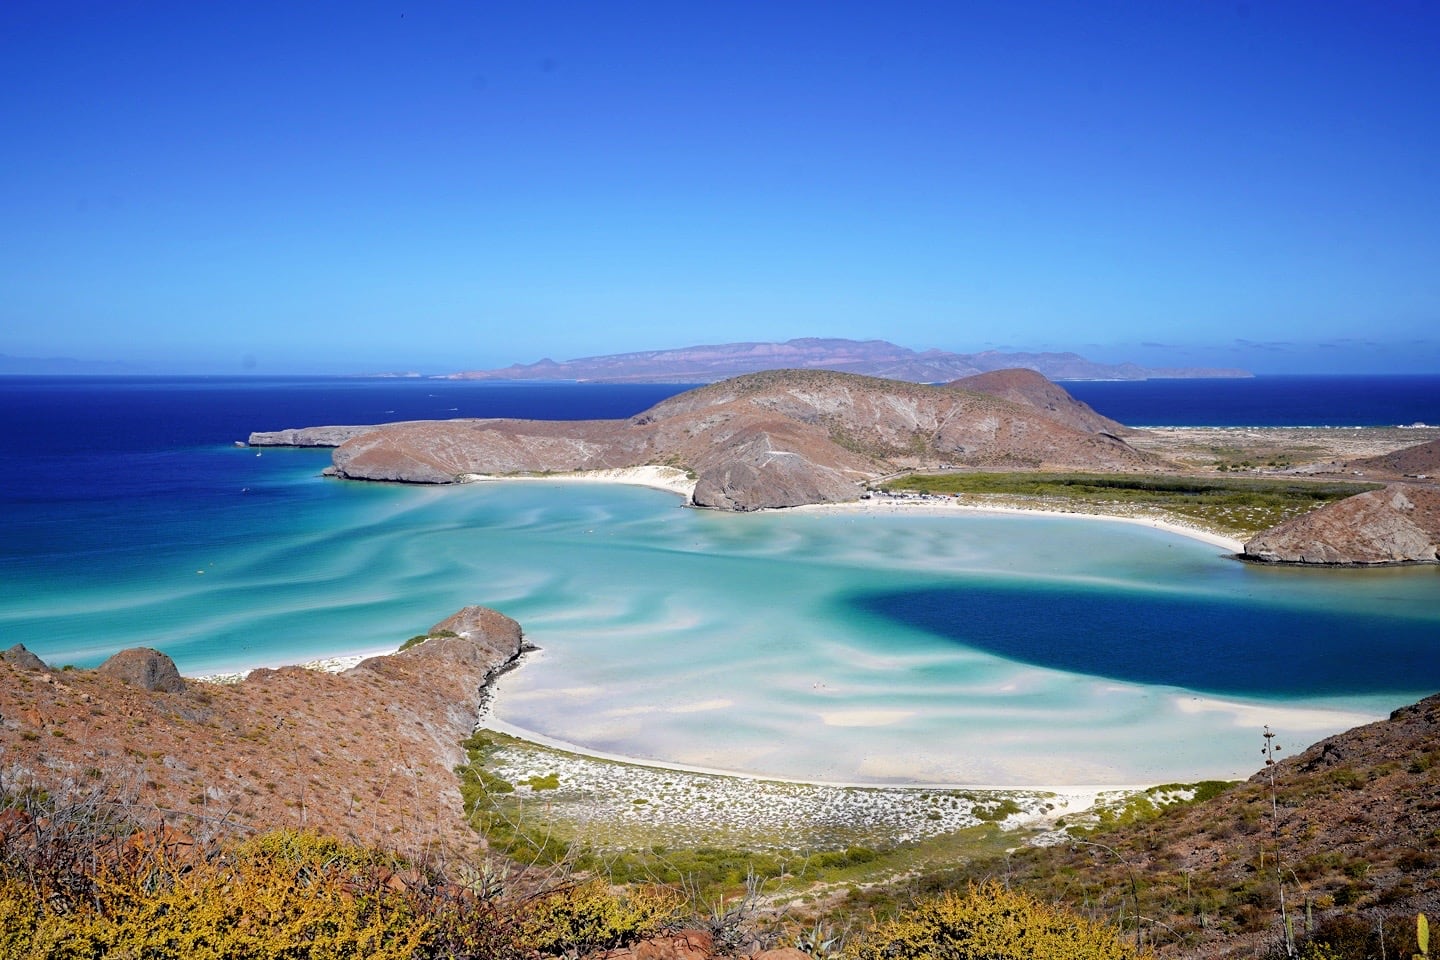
[1244,484,1440,565]
[307,370,1155,509]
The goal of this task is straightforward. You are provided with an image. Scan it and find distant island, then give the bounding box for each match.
[443,337,1252,383]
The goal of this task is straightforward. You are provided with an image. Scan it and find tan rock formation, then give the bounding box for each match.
[1244,483,1440,564]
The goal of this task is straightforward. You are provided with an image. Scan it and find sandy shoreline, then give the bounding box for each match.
[457,464,698,498]
[453,464,1245,552]
[793,495,1246,553]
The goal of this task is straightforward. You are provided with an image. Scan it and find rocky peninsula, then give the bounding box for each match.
[252,368,1153,510]
[250,367,1440,564]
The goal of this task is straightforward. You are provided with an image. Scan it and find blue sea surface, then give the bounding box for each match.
[1063,374,1440,427]
[3,374,1438,785]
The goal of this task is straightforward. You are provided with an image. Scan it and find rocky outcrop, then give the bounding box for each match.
[2,644,47,671]
[248,425,389,447]
[97,647,187,692]
[331,418,629,483]
[1243,484,1440,565]
[312,370,1155,509]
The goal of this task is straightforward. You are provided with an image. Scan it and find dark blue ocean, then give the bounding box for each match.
[2,373,1438,783]
[1061,374,1440,427]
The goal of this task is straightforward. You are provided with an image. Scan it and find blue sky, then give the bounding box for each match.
[3,1,1438,374]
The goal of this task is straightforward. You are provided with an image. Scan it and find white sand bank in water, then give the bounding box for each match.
[457,465,697,499]
[791,496,1246,553]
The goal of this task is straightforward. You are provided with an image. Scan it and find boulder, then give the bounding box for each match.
[97,648,187,692]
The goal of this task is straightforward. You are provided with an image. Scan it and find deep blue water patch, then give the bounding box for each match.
[1062,374,1440,427]
[849,583,1440,697]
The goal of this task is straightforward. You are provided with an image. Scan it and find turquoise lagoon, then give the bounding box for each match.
[8,444,1438,787]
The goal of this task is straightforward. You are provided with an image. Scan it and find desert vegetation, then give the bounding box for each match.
[880,472,1380,537]
[0,773,1151,960]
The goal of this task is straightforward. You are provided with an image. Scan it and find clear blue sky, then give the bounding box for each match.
[3,1,1437,374]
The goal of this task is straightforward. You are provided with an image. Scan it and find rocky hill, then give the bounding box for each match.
[446,337,1250,383]
[0,607,525,851]
[354,369,1153,508]
[1243,484,1440,565]
[948,367,1127,435]
[259,369,1155,511]
[1350,437,1440,478]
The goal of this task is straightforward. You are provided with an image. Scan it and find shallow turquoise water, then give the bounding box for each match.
[6,449,1437,786]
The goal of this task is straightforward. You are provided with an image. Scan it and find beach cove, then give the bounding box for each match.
[6,377,1440,791]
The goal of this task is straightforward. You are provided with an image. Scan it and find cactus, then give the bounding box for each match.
[1416,912,1429,960]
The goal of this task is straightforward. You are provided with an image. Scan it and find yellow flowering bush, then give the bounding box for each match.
[844,880,1150,960]
[520,878,684,955]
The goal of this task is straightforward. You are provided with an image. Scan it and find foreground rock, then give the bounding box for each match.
[0,608,525,850]
[97,647,187,693]
[287,370,1155,510]
[1244,484,1440,564]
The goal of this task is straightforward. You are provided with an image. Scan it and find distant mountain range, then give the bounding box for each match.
[447,338,1251,383]
[0,353,136,375]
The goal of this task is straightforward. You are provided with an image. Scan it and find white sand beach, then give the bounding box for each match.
[792,494,1246,553]
[456,464,698,498]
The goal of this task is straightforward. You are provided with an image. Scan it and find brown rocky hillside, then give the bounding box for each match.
[948,367,1127,435]
[1244,483,1440,564]
[1350,437,1440,478]
[0,607,523,852]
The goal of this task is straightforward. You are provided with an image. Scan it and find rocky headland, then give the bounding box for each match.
[253,368,1152,511]
[249,368,1440,564]
[0,607,526,850]
[1242,483,1440,565]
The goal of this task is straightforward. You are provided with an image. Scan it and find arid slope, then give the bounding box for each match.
[0,607,523,851]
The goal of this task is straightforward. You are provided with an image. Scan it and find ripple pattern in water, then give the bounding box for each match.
[7,468,1437,786]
